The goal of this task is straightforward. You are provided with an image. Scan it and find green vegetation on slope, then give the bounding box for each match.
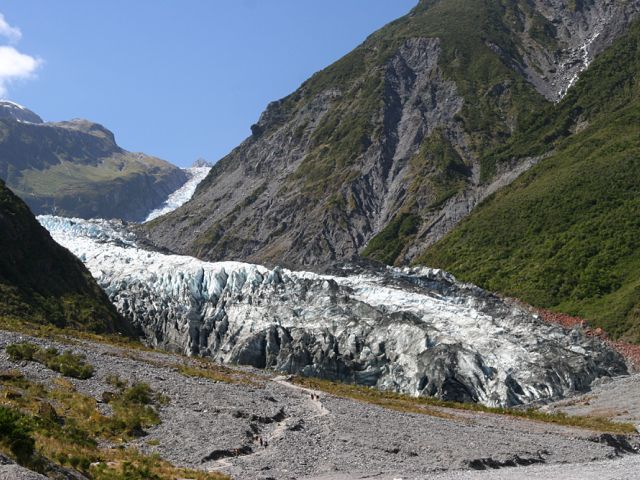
[0,179,130,334]
[419,22,640,342]
[481,17,640,179]
[0,371,225,479]
[287,0,545,195]
[6,342,94,379]
[363,213,421,265]
[363,130,471,264]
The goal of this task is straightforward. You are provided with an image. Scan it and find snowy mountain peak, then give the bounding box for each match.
[0,100,43,123]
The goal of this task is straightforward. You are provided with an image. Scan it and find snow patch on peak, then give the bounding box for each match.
[0,99,43,123]
[144,166,211,222]
[0,99,26,110]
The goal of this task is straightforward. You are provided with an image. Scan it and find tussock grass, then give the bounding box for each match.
[6,342,94,379]
[177,361,262,386]
[0,316,141,350]
[0,371,228,479]
[292,376,638,434]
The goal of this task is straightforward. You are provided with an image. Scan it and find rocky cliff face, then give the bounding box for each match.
[514,0,640,100]
[141,0,640,269]
[42,215,628,407]
[0,104,187,221]
[0,180,127,333]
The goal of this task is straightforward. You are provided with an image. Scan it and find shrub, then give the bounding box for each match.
[5,342,94,379]
[5,342,38,361]
[121,383,154,405]
[46,351,94,379]
[105,374,127,390]
[0,406,34,462]
[104,382,163,438]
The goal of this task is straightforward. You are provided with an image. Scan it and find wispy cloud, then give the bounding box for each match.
[0,13,21,44]
[0,46,41,97]
[0,12,40,98]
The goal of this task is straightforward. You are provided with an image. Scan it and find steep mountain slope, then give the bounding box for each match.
[419,20,640,343]
[142,0,639,268]
[0,103,187,221]
[0,179,128,333]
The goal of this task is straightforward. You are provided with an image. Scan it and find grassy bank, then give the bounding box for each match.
[291,376,637,434]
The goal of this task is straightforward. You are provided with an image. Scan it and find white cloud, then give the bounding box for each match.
[0,13,40,98]
[0,13,21,44]
[0,46,41,97]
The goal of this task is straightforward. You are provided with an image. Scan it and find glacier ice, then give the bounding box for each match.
[39,215,627,407]
[144,166,211,221]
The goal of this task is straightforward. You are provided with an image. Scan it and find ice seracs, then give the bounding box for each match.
[38,215,628,408]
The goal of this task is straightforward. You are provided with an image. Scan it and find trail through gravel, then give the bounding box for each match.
[0,330,638,480]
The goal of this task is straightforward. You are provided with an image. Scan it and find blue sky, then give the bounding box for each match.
[0,1,417,167]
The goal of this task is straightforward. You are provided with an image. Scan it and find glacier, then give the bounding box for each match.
[39,215,627,408]
[144,166,211,221]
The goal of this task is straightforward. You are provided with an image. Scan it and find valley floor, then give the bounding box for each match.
[0,329,638,480]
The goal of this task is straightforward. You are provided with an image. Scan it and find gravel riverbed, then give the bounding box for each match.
[0,330,637,480]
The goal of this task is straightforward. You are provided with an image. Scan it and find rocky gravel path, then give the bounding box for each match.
[542,374,640,433]
[0,330,638,480]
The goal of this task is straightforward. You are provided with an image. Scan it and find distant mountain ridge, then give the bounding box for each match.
[0,102,187,221]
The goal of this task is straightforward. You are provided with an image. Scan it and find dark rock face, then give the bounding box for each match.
[142,0,640,269]
[0,180,128,333]
[0,111,187,221]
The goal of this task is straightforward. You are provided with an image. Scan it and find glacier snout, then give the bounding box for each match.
[39,215,628,408]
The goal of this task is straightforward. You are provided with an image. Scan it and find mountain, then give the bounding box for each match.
[42,214,627,407]
[0,179,128,333]
[418,19,640,343]
[0,102,187,221]
[0,100,43,123]
[142,0,639,269]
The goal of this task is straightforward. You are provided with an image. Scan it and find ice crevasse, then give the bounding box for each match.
[39,215,627,408]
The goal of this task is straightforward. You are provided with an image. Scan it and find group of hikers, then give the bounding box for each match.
[253,435,269,448]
